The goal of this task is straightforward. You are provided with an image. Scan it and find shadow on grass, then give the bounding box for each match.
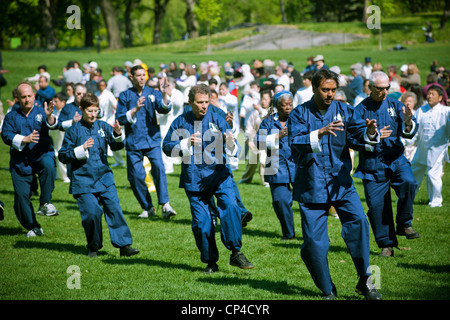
[0,226,24,236]
[197,276,316,297]
[102,257,202,273]
[14,240,87,256]
[397,262,450,274]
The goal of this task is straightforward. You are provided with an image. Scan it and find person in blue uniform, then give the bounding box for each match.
[116,65,176,218]
[257,90,296,240]
[58,93,139,258]
[57,83,85,131]
[288,69,382,300]
[1,81,58,237]
[348,71,419,258]
[162,84,254,273]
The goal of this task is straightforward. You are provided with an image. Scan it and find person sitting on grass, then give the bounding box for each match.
[58,93,139,258]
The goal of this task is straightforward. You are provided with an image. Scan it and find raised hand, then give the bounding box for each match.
[83,137,94,150]
[365,118,377,136]
[318,120,344,139]
[379,125,392,139]
[112,120,122,137]
[23,130,39,144]
[73,112,82,123]
[190,132,202,147]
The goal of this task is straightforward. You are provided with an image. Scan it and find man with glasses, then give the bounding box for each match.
[349,71,419,258]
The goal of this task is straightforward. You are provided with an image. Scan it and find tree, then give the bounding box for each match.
[280,0,287,23]
[39,0,58,50]
[152,0,171,45]
[184,0,199,39]
[441,0,450,29]
[100,0,123,49]
[195,0,221,52]
[125,0,141,47]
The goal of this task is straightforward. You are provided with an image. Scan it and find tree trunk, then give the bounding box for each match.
[153,0,170,45]
[185,0,199,39]
[100,0,123,49]
[39,0,58,50]
[441,0,450,29]
[81,0,94,47]
[280,0,287,24]
[125,0,141,47]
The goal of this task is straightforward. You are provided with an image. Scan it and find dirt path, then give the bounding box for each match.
[217,24,364,51]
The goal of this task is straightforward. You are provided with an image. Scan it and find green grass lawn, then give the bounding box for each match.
[0,16,449,302]
[0,138,449,301]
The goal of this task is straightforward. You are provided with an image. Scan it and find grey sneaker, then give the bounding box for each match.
[162,203,177,218]
[26,227,44,238]
[230,251,254,269]
[36,203,59,216]
[138,208,156,218]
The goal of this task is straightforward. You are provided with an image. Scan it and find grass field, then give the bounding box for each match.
[0,15,449,304]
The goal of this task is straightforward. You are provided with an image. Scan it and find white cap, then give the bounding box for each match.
[400,64,408,72]
[89,61,98,69]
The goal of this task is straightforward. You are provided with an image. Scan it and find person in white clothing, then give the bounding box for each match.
[176,64,197,105]
[239,81,260,131]
[293,71,314,107]
[410,85,450,208]
[51,92,70,182]
[275,65,290,92]
[239,90,272,186]
[400,91,418,162]
[235,64,255,94]
[96,80,125,167]
[157,76,184,173]
[218,82,239,134]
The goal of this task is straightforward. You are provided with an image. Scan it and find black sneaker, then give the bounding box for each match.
[241,212,253,227]
[120,245,140,257]
[203,263,219,274]
[355,276,382,300]
[230,251,254,269]
[396,226,420,239]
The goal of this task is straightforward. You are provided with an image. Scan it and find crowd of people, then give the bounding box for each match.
[0,53,449,300]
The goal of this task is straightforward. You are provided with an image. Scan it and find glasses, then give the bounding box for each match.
[373,85,390,91]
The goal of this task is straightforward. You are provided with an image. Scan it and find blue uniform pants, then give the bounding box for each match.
[126,147,170,211]
[185,176,242,265]
[74,184,133,252]
[10,155,56,231]
[299,188,371,295]
[269,183,295,239]
[363,162,416,248]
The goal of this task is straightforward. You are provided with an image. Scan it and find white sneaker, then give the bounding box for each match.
[429,202,442,208]
[26,227,44,238]
[36,203,59,216]
[138,208,156,218]
[162,203,177,218]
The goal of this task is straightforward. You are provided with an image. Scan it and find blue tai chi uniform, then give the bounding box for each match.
[58,119,132,252]
[162,106,242,265]
[57,102,82,131]
[288,98,372,295]
[257,113,296,239]
[116,86,172,211]
[1,105,57,231]
[348,96,418,248]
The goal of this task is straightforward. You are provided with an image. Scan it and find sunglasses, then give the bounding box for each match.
[373,85,390,91]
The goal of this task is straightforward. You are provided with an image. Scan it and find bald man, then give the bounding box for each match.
[1,82,58,237]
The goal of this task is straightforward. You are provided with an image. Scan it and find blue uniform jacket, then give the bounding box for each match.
[58,119,124,195]
[162,106,235,192]
[116,86,172,151]
[288,98,367,203]
[1,105,56,176]
[57,103,82,131]
[35,86,55,106]
[257,114,296,184]
[348,96,418,181]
